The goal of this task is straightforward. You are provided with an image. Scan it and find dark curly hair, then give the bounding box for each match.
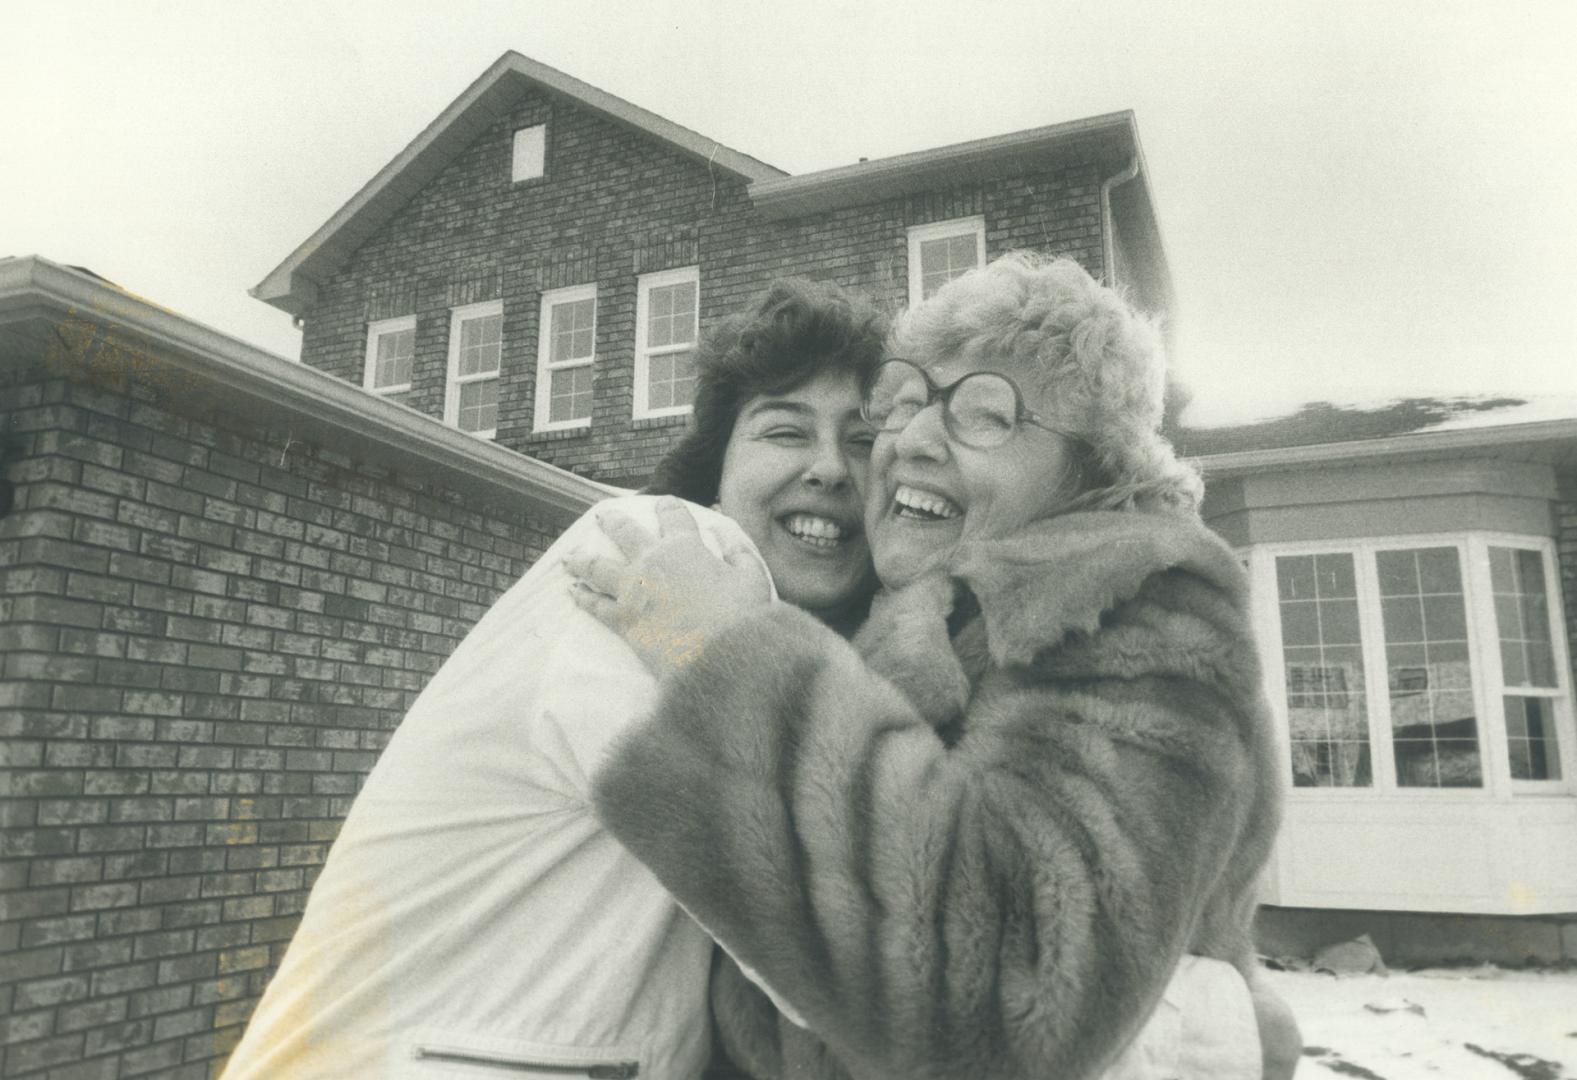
[645,278,889,505]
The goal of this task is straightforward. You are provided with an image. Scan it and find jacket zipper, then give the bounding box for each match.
[413,1047,638,1078]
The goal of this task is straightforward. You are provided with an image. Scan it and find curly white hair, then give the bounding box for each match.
[891,251,1202,513]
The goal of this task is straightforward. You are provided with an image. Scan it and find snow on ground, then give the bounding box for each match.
[1266,965,1577,1079]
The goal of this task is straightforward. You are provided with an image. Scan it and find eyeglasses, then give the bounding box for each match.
[860,358,1069,449]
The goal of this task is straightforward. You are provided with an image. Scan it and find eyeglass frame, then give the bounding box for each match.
[860,357,1074,449]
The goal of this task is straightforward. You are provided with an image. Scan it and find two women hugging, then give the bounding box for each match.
[223,254,1299,1080]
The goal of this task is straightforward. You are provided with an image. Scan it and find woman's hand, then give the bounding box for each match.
[565,497,773,681]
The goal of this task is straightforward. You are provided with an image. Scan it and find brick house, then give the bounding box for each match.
[4,47,1575,1080]
[0,255,601,1078]
[253,51,1171,486]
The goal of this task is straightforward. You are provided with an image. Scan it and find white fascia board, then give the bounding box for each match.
[1193,420,1577,477]
[749,112,1135,220]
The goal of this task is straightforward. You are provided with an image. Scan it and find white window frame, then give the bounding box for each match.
[444,299,504,440]
[633,265,700,421]
[363,315,416,397]
[906,215,986,306]
[512,124,546,183]
[533,283,597,433]
[1245,531,1576,799]
[1473,536,1575,794]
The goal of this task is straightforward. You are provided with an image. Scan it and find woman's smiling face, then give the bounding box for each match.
[864,352,1078,589]
[717,370,879,618]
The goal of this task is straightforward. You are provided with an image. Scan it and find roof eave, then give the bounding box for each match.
[3,256,607,525]
[1193,418,1577,477]
[748,111,1137,221]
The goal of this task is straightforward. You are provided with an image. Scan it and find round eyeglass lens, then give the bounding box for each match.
[948,374,1019,446]
[865,361,929,430]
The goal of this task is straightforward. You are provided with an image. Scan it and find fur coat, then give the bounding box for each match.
[594,509,1283,1080]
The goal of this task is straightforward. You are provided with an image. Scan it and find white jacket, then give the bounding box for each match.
[223,497,760,1080]
[221,495,1259,1080]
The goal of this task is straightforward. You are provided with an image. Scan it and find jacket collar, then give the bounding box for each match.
[947,509,1247,667]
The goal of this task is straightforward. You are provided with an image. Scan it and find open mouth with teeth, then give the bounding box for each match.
[779,512,855,550]
[893,484,962,522]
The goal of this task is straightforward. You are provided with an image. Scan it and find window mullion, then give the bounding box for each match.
[1355,542,1398,793]
[1464,536,1515,798]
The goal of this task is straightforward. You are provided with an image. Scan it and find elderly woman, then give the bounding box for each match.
[573,253,1295,1079]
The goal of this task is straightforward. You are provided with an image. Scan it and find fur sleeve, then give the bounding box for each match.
[593,586,1268,1080]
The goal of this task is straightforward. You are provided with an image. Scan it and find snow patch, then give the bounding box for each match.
[1266,966,1577,1079]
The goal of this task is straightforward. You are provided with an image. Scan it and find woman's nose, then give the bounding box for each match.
[802,436,852,489]
[890,401,950,462]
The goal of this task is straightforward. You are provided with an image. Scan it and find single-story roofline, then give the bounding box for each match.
[2,256,607,525]
[1193,416,1577,478]
[251,51,785,317]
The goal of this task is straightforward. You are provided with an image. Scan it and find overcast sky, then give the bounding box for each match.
[6,0,1575,424]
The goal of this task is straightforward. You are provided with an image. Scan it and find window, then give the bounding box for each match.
[364,316,416,399]
[1491,546,1563,780]
[907,216,986,305]
[444,300,503,438]
[634,266,699,419]
[512,125,546,182]
[1257,535,1574,793]
[534,284,596,432]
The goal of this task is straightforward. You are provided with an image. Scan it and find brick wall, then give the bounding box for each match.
[298,88,1111,485]
[0,362,557,1079]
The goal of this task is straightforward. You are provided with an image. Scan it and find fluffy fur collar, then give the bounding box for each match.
[949,509,1246,668]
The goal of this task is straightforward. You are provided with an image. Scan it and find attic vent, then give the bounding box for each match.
[513,125,546,182]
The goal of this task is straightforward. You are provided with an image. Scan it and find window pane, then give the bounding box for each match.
[457,379,498,433]
[1379,547,1481,788]
[645,349,696,411]
[1489,546,1558,689]
[1503,696,1562,780]
[548,365,592,424]
[647,281,697,351]
[919,231,981,299]
[375,328,414,388]
[457,313,502,377]
[550,299,595,364]
[1276,553,1371,787]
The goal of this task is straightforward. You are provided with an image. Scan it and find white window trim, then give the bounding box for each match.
[512,124,546,183]
[1245,531,1576,799]
[633,265,700,421]
[444,299,504,440]
[363,315,416,396]
[1471,535,1576,795]
[533,283,597,433]
[906,215,986,306]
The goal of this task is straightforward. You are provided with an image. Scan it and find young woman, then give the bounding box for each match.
[219,279,886,1080]
[574,256,1300,1079]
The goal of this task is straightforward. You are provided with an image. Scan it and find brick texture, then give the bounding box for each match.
[0,363,556,1079]
[298,87,1118,485]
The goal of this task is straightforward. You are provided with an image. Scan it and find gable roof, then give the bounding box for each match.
[253,51,785,316]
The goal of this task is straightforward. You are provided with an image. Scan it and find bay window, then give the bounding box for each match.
[1257,534,1574,794]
